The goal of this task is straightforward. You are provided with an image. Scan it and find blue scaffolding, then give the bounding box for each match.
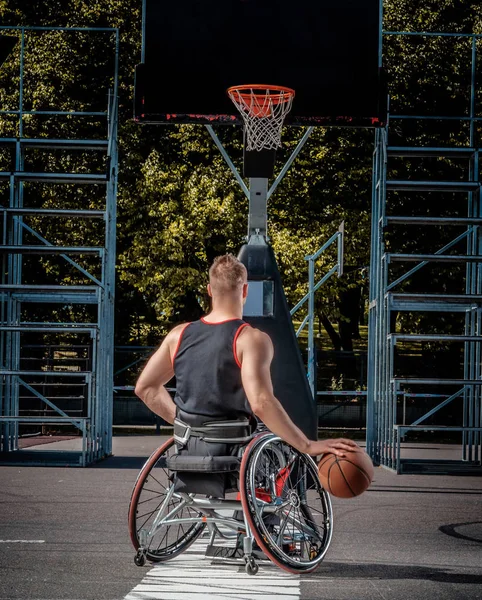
[367,29,482,473]
[0,26,119,466]
[290,224,344,397]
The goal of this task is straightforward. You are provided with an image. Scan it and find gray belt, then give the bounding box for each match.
[173,417,253,446]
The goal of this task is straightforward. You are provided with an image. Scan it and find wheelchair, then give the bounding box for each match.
[128,416,333,575]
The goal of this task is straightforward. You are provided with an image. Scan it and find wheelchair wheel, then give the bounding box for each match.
[240,433,333,574]
[128,437,205,563]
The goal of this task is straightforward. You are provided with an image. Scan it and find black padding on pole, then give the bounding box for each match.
[243,147,276,178]
[238,243,317,439]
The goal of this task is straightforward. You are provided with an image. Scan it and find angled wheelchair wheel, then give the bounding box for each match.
[240,433,333,574]
[128,437,205,563]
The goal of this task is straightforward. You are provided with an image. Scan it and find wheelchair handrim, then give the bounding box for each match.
[240,434,333,574]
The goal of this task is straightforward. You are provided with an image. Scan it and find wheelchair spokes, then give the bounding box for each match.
[128,438,206,564]
[240,434,333,573]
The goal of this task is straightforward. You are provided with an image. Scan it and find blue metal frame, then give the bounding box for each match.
[367,26,482,473]
[290,223,344,396]
[0,26,119,466]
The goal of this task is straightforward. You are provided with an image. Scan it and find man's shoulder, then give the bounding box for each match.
[171,322,192,334]
[240,324,272,347]
[237,325,273,364]
[165,322,192,345]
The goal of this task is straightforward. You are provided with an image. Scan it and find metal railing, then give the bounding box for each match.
[290,223,344,396]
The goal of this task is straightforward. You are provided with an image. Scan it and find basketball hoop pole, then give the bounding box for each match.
[206,123,315,244]
[248,178,268,243]
[226,85,295,245]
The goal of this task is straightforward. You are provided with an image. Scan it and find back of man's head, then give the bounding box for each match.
[209,254,247,295]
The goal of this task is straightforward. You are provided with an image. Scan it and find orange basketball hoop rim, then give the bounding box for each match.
[227,84,295,118]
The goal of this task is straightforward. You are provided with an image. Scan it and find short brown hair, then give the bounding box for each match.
[209,254,247,293]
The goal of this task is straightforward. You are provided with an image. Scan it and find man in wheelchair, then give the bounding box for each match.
[131,254,358,574]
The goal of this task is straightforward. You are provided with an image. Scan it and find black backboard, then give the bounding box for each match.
[135,0,385,127]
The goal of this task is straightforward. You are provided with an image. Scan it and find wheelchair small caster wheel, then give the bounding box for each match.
[245,557,259,576]
[134,549,146,567]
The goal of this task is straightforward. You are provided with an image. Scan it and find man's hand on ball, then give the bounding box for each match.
[308,438,359,458]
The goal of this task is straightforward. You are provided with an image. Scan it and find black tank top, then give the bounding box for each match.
[173,317,253,420]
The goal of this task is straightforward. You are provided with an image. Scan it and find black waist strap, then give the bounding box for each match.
[174,417,253,446]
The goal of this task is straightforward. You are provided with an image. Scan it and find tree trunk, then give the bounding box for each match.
[338,287,362,347]
[318,310,342,351]
[337,287,363,380]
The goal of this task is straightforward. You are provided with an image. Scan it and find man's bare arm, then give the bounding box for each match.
[238,328,358,457]
[134,326,183,424]
[240,329,312,453]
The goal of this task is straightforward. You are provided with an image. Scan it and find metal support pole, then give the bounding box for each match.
[307,257,315,398]
[267,127,314,200]
[18,29,25,137]
[248,178,268,241]
[337,221,344,277]
[205,125,249,199]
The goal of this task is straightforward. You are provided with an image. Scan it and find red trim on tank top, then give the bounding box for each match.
[233,323,250,368]
[201,316,240,325]
[172,322,191,367]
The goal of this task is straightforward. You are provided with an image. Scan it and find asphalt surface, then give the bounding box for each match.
[0,436,481,600]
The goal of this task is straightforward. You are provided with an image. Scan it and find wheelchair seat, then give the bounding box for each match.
[166,409,255,497]
[166,454,241,472]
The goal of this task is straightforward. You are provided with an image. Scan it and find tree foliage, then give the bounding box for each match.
[0,0,480,362]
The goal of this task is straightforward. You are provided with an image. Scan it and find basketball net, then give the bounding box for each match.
[227,85,295,152]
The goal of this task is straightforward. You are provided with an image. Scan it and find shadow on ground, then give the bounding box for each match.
[313,562,482,584]
[91,455,148,469]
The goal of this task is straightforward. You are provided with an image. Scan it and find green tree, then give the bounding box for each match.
[3,0,479,386]
[1,0,375,356]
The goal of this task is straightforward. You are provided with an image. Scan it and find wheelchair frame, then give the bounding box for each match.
[128,432,333,575]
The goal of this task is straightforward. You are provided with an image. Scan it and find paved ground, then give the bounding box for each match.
[18,436,79,449]
[0,435,481,600]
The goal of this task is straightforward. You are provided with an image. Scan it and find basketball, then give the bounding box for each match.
[317,448,374,498]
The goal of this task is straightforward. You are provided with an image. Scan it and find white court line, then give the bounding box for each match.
[0,540,45,543]
[125,538,300,600]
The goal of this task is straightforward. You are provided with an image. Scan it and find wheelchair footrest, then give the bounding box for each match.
[205,543,268,562]
[205,544,244,560]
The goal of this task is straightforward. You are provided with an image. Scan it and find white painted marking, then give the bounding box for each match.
[125,537,300,600]
[126,595,299,600]
[0,539,45,543]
